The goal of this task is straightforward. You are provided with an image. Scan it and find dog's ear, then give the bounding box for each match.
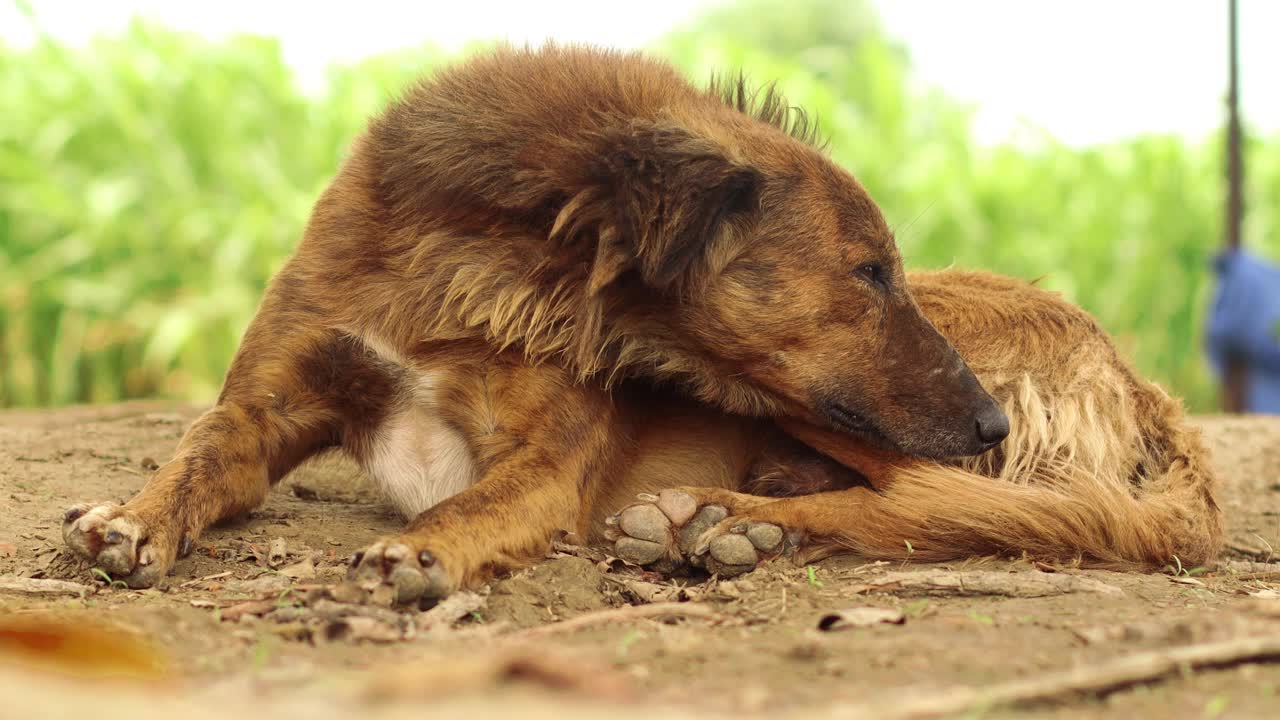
[588,121,761,290]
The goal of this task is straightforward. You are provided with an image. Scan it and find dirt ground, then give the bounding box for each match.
[2,403,1279,719]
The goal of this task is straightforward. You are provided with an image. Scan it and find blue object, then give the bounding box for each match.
[1205,249,1280,413]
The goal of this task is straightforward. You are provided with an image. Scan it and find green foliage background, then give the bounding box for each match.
[2,0,1278,410]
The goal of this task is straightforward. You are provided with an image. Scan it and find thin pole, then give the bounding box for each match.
[1223,0,1247,413]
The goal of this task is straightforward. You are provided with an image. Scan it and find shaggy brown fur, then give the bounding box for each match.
[61,45,1008,595]
[598,269,1222,572]
[60,45,1218,600]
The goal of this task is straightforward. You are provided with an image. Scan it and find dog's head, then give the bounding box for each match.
[577,110,1006,460]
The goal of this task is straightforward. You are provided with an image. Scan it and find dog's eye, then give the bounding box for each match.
[854,263,887,288]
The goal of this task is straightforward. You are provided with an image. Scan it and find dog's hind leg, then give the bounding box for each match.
[62,278,395,587]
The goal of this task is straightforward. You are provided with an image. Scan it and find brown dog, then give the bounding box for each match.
[600,269,1222,575]
[61,45,1007,598]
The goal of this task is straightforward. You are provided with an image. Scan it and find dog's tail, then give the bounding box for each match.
[819,453,1221,570]
[813,375,1224,570]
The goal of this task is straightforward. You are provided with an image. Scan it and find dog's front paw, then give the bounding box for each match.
[348,539,453,606]
[690,517,791,577]
[62,502,185,588]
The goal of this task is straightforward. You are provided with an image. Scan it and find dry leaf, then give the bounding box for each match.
[279,557,316,580]
[617,578,679,604]
[417,590,487,631]
[1169,576,1205,587]
[219,600,277,622]
[818,607,906,631]
[308,599,402,624]
[224,574,291,595]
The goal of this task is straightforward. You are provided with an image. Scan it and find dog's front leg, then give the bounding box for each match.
[61,282,394,587]
[349,362,621,604]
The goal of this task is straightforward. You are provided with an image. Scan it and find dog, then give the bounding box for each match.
[599,269,1223,575]
[61,45,1009,600]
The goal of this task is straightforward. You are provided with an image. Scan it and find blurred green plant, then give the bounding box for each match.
[2,0,1278,410]
[0,19,436,405]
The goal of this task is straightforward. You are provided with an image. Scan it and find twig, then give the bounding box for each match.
[852,569,1122,598]
[179,571,233,588]
[0,577,89,597]
[1227,541,1274,562]
[1225,571,1280,583]
[517,602,723,637]
[826,633,1280,720]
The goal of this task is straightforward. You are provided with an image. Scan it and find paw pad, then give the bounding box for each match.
[608,490,791,578]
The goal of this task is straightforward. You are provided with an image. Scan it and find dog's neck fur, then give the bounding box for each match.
[368,222,783,418]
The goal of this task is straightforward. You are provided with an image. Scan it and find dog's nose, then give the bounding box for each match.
[974,403,1010,446]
